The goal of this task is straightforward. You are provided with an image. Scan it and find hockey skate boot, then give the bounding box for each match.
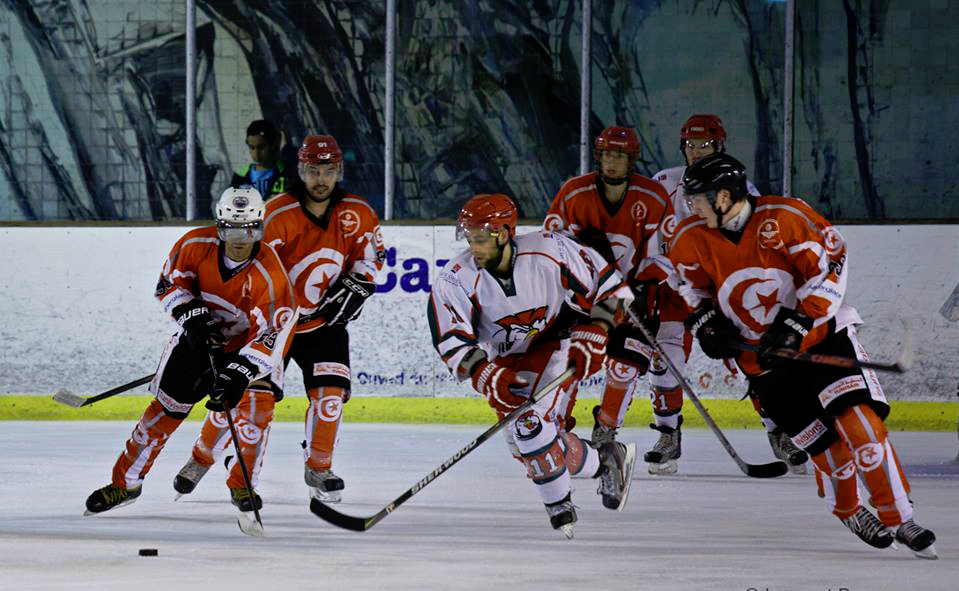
[173,457,212,499]
[230,487,263,512]
[84,484,142,515]
[305,467,345,503]
[767,429,808,474]
[590,405,618,447]
[644,416,682,475]
[894,519,937,559]
[545,493,577,539]
[596,440,637,510]
[842,506,894,549]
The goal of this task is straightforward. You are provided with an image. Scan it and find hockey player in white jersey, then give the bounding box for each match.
[644,114,808,475]
[428,193,637,538]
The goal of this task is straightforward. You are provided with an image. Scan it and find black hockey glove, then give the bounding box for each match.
[206,354,258,411]
[173,300,223,352]
[757,307,813,370]
[317,272,376,326]
[685,302,742,360]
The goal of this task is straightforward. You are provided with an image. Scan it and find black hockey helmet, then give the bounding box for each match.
[682,152,748,201]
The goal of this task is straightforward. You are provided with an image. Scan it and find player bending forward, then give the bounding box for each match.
[174,134,384,504]
[647,114,807,474]
[85,187,296,518]
[668,153,936,558]
[429,193,637,539]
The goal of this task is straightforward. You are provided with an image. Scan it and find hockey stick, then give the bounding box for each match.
[731,337,914,374]
[52,373,156,408]
[208,352,264,538]
[625,309,788,478]
[731,321,914,374]
[940,281,959,322]
[310,367,576,532]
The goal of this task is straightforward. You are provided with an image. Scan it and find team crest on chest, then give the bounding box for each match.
[757,218,784,250]
[630,201,647,222]
[493,306,548,347]
[338,209,360,237]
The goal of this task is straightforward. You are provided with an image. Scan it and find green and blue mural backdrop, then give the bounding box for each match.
[1,1,956,221]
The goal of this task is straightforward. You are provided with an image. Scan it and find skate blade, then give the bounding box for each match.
[174,492,185,501]
[787,463,808,475]
[912,543,938,560]
[616,442,637,512]
[558,524,574,539]
[236,511,265,538]
[310,487,342,503]
[647,459,678,475]
[82,496,138,516]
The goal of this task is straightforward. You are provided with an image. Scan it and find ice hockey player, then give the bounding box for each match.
[84,187,296,518]
[174,134,384,504]
[668,152,937,559]
[544,125,674,471]
[429,193,638,539]
[647,114,807,474]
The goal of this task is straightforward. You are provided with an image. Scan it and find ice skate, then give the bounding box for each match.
[644,416,682,475]
[767,429,808,474]
[305,467,344,503]
[173,457,212,500]
[545,494,577,539]
[842,506,894,549]
[230,487,263,512]
[894,519,937,559]
[590,405,618,446]
[84,484,142,515]
[596,440,637,510]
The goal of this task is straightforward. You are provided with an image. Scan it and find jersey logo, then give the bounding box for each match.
[338,209,360,238]
[757,218,784,250]
[720,267,795,340]
[661,214,677,239]
[630,201,647,222]
[493,306,549,345]
[543,213,565,232]
[821,226,844,256]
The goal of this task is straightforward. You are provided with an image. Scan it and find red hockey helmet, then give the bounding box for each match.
[298,134,343,165]
[681,114,726,142]
[594,126,641,160]
[456,193,519,241]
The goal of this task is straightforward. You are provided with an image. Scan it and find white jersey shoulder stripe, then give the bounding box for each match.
[672,217,708,245]
[265,201,301,226]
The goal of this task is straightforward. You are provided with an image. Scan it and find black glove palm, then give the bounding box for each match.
[206,354,257,411]
[173,301,223,352]
[757,307,813,370]
[685,303,742,360]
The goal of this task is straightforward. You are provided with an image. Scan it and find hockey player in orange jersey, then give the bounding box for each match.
[430,193,638,538]
[644,114,807,475]
[174,134,385,504]
[543,125,672,462]
[84,187,297,518]
[668,152,937,558]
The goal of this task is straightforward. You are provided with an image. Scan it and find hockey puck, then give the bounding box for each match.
[138,548,158,557]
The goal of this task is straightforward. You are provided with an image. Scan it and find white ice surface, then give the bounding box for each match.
[1,422,956,591]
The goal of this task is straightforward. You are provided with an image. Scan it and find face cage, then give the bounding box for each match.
[217,221,264,243]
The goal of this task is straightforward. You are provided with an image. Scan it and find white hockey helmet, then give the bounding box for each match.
[215,186,265,243]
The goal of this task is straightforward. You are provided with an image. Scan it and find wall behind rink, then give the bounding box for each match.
[2,225,957,400]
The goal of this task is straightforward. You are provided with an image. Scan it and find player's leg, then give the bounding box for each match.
[87,338,208,514]
[297,326,351,502]
[225,388,275,512]
[173,410,231,497]
[748,387,808,473]
[643,320,686,474]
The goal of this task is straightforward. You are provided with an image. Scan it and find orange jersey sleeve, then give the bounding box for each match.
[263,190,385,332]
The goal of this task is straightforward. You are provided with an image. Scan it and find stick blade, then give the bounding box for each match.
[745,461,790,478]
[236,513,265,537]
[52,389,87,408]
[893,323,915,372]
[310,497,372,532]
